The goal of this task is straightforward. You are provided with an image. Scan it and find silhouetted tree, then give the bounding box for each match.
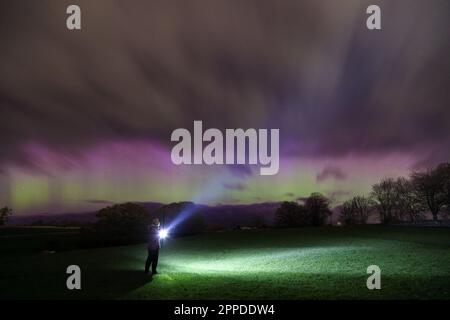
[304,193,332,226]
[340,199,358,225]
[393,177,425,222]
[0,206,12,225]
[340,196,373,225]
[435,162,450,214]
[411,168,445,222]
[276,202,298,227]
[353,195,374,224]
[275,201,309,227]
[371,178,397,224]
[93,202,151,245]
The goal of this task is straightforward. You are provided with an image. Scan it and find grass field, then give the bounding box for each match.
[1,226,450,299]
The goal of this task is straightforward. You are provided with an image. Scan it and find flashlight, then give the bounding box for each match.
[159,228,168,239]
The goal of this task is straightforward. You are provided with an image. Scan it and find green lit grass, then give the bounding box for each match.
[1,226,450,299]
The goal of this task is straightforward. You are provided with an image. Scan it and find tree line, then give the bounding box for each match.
[1,162,448,231]
[274,162,450,227]
[80,201,205,247]
[274,193,332,227]
[0,206,12,225]
[342,162,450,224]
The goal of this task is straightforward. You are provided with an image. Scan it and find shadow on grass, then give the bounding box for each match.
[0,268,153,300]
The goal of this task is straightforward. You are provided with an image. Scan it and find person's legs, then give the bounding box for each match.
[152,249,159,274]
[145,249,151,274]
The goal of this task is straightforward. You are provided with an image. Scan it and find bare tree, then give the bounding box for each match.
[393,177,425,222]
[0,206,12,225]
[275,201,308,227]
[304,193,332,226]
[340,196,373,225]
[411,169,445,222]
[352,196,374,224]
[435,163,450,214]
[340,199,357,225]
[371,178,396,224]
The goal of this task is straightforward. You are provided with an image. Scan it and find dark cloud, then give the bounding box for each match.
[317,166,347,182]
[223,182,247,191]
[0,0,449,172]
[226,165,254,178]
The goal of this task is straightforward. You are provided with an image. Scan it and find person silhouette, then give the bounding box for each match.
[145,218,161,275]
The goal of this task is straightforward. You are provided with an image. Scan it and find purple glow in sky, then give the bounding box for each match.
[0,0,449,214]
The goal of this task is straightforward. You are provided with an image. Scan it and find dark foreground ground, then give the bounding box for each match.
[0,226,449,299]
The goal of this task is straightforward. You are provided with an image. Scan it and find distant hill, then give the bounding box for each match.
[9,211,98,226]
[9,202,165,226]
[199,202,281,227]
[8,201,281,227]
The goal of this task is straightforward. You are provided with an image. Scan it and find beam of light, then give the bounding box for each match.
[165,170,245,231]
[164,247,370,274]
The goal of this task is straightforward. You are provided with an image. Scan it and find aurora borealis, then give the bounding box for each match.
[0,0,449,214]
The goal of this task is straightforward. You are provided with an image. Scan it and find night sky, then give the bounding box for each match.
[0,0,449,214]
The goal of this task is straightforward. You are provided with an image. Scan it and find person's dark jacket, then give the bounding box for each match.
[147,225,160,250]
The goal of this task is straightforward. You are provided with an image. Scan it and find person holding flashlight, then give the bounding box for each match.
[145,218,161,275]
